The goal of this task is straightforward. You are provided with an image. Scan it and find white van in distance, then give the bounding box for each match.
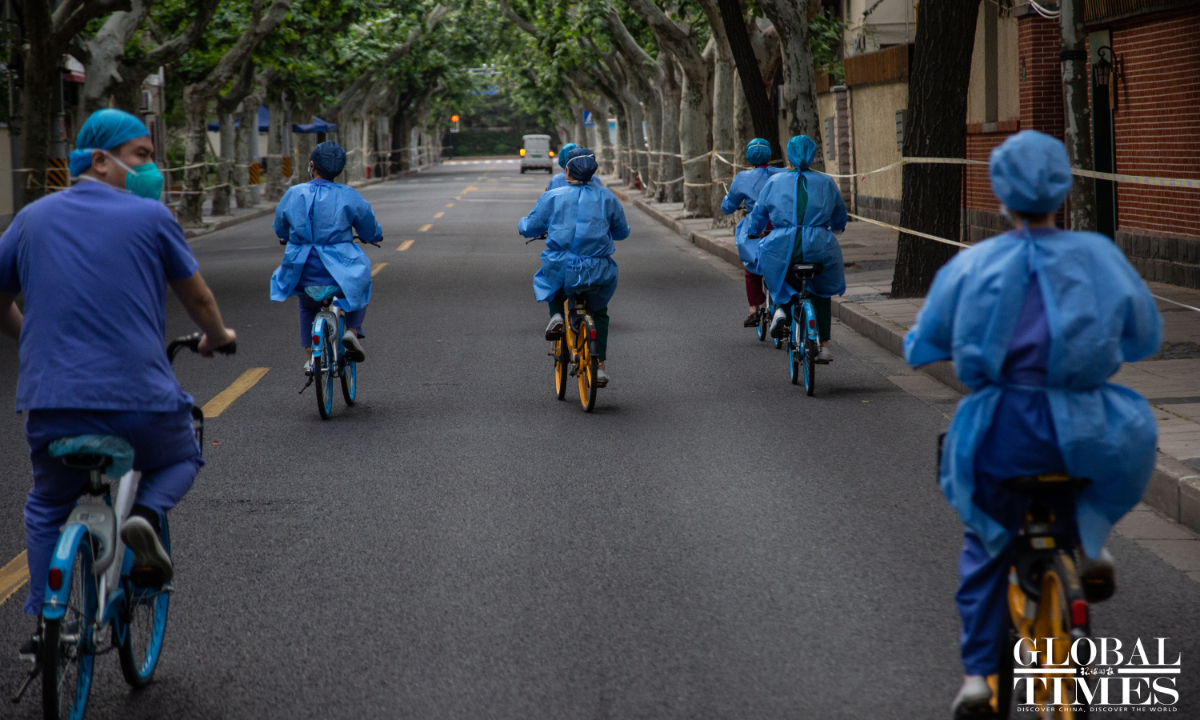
[520,134,553,174]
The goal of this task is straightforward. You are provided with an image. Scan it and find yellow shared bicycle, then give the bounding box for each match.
[549,295,600,412]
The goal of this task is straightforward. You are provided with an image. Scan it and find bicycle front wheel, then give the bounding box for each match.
[1029,563,1088,719]
[42,538,97,720]
[341,357,357,405]
[553,338,568,400]
[576,335,597,413]
[756,309,768,342]
[119,517,171,688]
[803,341,816,396]
[315,334,335,420]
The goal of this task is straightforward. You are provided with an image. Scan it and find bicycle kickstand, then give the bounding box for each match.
[298,374,314,395]
[11,662,41,704]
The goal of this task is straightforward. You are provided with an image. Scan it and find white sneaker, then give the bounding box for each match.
[342,332,365,362]
[951,675,992,717]
[769,308,788,339]
[303,359,313,376]
[120,515,174,586]
[817,346,833,363]
[596,368,609,387]
[545,313,565,340]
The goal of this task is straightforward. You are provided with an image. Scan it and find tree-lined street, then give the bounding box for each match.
[2,164,1198,718]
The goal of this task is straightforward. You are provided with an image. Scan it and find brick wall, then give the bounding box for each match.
[964,132,1012,241]
[1019,14,1064,141]
[1108,9,1200,241]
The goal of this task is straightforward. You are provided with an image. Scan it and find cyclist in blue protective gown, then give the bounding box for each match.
[271,142,383,376]
[903,130,1162,717]
[518,147,630,386]
[721,138,786,327]
[0,109,236,657]
[546,142,604,191]
[744,135,847,362]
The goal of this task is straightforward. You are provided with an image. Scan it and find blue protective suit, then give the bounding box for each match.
[723,166,786,270]
[270,178,382,312]
[518,182,630,309]
[904,228,1162,560]
[548,173,603,192]
[744,137,847,302]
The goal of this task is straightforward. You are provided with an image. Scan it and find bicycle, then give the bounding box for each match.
[12,333,234,720]
[781,262,826,396]
[301,286,358,420]
[548,294,601,413]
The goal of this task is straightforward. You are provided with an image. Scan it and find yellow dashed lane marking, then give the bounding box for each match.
[397,240,414,252]
[0,551,28,607]
[202,368,270,418]
[418,224,432,232]
[433,211,444,219]
[445,203,454,208]
[372,262,388,276]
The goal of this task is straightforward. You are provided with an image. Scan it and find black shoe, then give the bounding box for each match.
[743,310,759,328]
[18,634,38,663]
[121,507,173,587]
[545,313,565,341]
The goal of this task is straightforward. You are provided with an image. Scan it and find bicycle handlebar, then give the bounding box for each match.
[167,332,237,364]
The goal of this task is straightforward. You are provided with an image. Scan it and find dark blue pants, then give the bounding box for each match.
[297,294,366,349]
[23,407,202,615]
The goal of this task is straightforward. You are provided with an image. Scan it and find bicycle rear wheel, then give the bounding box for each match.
[42,538,97,720]
[553,338,568,400]
[788,322,801,386]
[1028,564,1087,719]
[803,340,816,396]
[755,309,768,342]
[341,357,357,405]
[576,334,597,413]
[119,516,171,688]
[315,334,335,419]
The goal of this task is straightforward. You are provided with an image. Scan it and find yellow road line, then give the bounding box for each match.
[418,224,432,232]
[433,211,444,219]
[0,551,28,607]
[202,368,270,418]
[397,240,414,252]
[445,202,454,208]
[371,262,388,277]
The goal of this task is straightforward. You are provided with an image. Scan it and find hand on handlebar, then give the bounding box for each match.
[354,235,382,248]
[198,328,238,358]
[525,232,548,245]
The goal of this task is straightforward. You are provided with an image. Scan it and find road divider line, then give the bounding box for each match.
[433,211,444,219]
[418,224,432,232]
[371,262,388,277]
[0,551,28,607]
[445,202,454,208]
[202,368,270,418]
[397,240,414,252]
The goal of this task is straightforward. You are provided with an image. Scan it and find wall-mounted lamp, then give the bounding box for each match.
[1092,46,1124,111]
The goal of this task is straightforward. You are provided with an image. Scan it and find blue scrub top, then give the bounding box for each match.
[0,180,199,412]
[271,179,382,312]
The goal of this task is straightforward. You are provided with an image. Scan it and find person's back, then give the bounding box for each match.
[2,183,194,411]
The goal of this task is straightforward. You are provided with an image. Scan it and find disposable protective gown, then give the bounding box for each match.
[548,173,603,191]
[904,229,1162,559]
[518,183,630,308]
[270,179,382,312]
[724,166,786,270]
[744,168,847,301]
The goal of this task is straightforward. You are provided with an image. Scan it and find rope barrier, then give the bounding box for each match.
[846,212,972,249]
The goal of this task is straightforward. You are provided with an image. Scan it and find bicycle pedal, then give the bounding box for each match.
[129,566,168,590]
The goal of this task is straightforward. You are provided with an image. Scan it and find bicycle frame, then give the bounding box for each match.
[43,469,142,629]
[310,303,346,371]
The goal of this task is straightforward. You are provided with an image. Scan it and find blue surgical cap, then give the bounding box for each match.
[787,136,818,171]
[746,138,772,166]
[69,109,150,176]
[311,141,347,180]
[566,147,598,183]
[989,130,1073,214]
[558,143,577,169]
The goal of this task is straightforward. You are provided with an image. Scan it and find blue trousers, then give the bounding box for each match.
[22,408,202,616]
[297,294,366,349]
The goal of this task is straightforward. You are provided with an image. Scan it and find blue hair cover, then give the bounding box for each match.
[69,109,150,176]
[311,141,347,180]
[558,143,577,169]
[989,130,1073,214]
[745,138,772,166]
[786,135,818,171]
[566,147,598,183]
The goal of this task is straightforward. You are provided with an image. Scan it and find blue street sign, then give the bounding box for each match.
[583,111,595,127]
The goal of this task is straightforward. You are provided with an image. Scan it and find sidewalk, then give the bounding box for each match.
[604,175,1200,535]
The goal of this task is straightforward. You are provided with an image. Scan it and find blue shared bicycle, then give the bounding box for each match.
[782,262,825,396]
[301,286,358,419]
[12,333,233,719]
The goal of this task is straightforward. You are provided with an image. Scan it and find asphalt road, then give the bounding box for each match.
[1,160,1198,718]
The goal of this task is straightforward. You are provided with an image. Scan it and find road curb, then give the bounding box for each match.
[612,180,1200,535]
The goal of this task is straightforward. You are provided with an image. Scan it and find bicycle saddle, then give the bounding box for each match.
[1001,474,1091,492]
[787,262,824,279]
[304,285,341,303]
[49,435,135,478]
